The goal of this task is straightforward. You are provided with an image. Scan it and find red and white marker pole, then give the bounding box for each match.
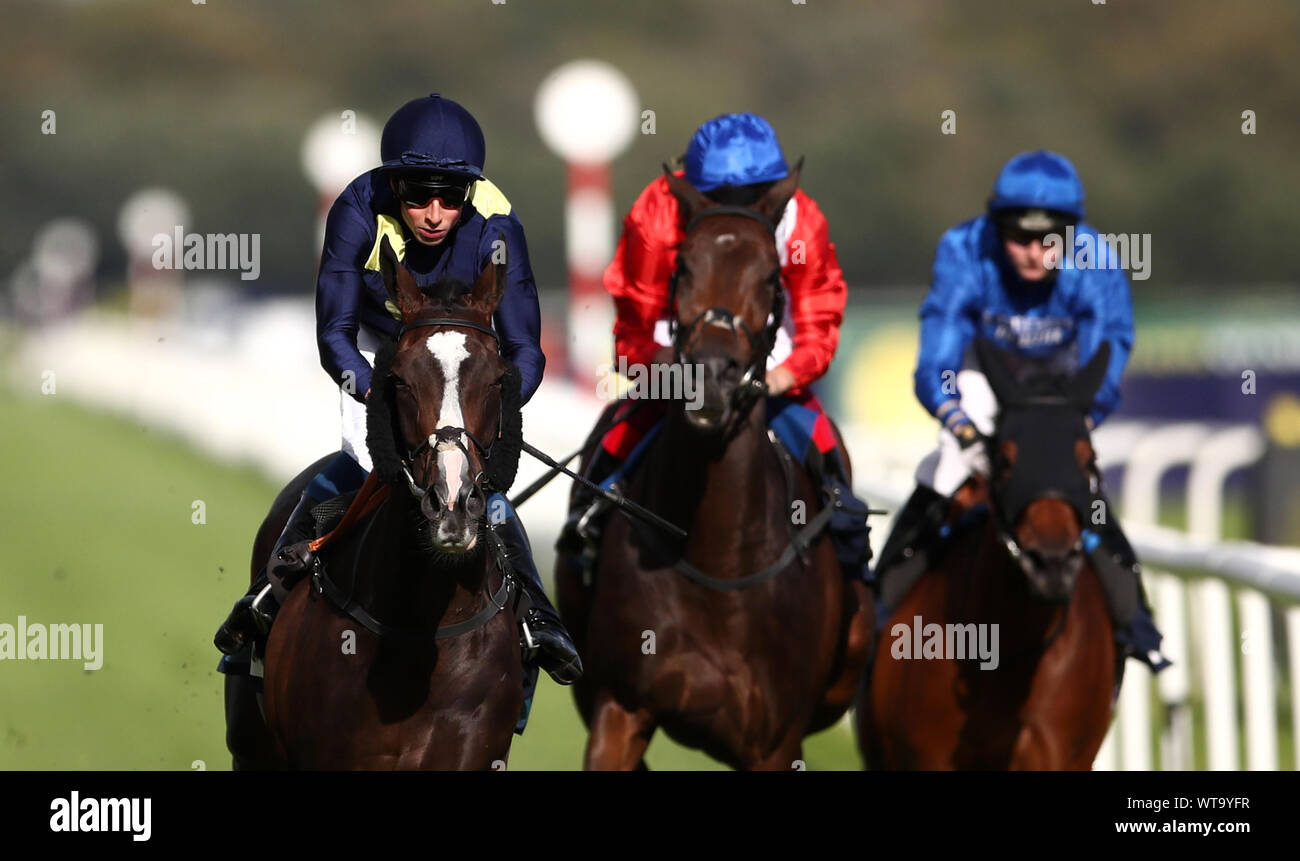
[535,60,639,393]
[564,161,616,389]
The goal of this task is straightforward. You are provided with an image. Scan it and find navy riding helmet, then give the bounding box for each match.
[380,94,486,182]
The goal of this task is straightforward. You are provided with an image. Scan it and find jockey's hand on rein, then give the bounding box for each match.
[953,418,991,476]
[765,366,796,397]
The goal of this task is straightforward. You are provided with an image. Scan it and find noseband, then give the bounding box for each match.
[392,317,503,500]
[668,205,787,407]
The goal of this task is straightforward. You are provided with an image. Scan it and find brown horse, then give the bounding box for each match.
[857,340,1117,770]
[224,238,525,769]
[556,166,873,770]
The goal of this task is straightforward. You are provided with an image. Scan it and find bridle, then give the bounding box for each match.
[986,394,1092,595]
[667,205,786,409]
[391,316,504,500]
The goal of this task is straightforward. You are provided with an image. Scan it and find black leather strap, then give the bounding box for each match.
[684,204,776,236]
[623,435,838,592]
[398,317,500,343]
[310,499,518,641]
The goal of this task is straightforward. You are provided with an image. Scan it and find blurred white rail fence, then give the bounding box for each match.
[12,308,1300,769]
[7,305,599,548]
[848,419,1300,771]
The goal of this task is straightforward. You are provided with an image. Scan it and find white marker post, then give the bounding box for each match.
[29,218,99,324]
[117,187,189,319]
[535,60,639,390]
[301,111,381,260]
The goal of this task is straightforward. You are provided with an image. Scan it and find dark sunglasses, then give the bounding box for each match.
[1000,226,1054,246]
[393,176,470,209]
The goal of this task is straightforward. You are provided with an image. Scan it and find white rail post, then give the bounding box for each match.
[1190,426,1269,768]
[1090,421,1150,771]
[1092,421,1154,769]
[1289,606,1300,770]
[1117,423,1210,770]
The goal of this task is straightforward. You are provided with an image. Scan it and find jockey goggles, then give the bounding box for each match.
[392,174,471,209]
[994,207,1075,245]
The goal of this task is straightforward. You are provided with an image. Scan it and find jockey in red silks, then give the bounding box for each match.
[558,113,873,581]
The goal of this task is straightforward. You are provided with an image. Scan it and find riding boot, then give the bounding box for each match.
[1089,508,1171,672]
[820,454,875,582]
[556,446,623,556]
[872,484,951,584]
[491,497,583,685]
[213,488,320,656]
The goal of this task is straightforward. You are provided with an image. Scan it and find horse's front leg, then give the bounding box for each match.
[584,690,656,771]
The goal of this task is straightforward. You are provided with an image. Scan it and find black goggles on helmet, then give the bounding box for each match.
[392,174,471,209]
[992,207,1076,244]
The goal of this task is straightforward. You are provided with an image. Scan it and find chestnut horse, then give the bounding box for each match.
[556,166,872,770]
[857,340,1117,770]
[224,238,525,769]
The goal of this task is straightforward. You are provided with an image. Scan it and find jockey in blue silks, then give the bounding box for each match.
[872,150,1169,672]
[214,95,582,725]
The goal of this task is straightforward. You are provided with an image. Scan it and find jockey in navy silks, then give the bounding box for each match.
[214,95,582,722]
[872,150,1169,672]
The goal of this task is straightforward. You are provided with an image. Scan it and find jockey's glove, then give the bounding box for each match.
[952,417,991,476]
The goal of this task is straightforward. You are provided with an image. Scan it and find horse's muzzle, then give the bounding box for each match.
[420,481,485,553]
[1019,543,1085,603]
[683,353,742,432]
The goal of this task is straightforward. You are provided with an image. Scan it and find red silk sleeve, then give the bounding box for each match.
[778,192,847,388]
[603,176,681,369]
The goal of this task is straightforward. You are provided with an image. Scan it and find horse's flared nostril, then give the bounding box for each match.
[463,486,485,519]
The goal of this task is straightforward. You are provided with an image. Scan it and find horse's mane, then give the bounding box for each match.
[418,278,475,308]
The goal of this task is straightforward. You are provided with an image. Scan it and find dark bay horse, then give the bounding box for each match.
[556,166,873,770]
[857,340,1116,770]
[224,238,525,769]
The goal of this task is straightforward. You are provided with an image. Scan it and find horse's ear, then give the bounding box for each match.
[663,163,712,229]
[753,156,802,225]
[974,336,1020,407]
[379,235,423,317]
[469,232,507,317]
[1067,341,1112,411]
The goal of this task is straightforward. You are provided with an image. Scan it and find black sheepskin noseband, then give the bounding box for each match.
[365,336,524,495]
[365,337,406,489]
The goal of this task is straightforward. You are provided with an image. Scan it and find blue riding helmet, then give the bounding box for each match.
[380,94,486,181]
[987,150,1085,219]
[684,113,789,192]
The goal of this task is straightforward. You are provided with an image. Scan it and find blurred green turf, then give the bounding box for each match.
[0,386,860,770]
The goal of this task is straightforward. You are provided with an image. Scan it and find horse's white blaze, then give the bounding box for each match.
[426,331,471,509]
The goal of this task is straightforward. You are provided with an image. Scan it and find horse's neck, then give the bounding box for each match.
[354,493,490,628]
[643,403,777,538]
